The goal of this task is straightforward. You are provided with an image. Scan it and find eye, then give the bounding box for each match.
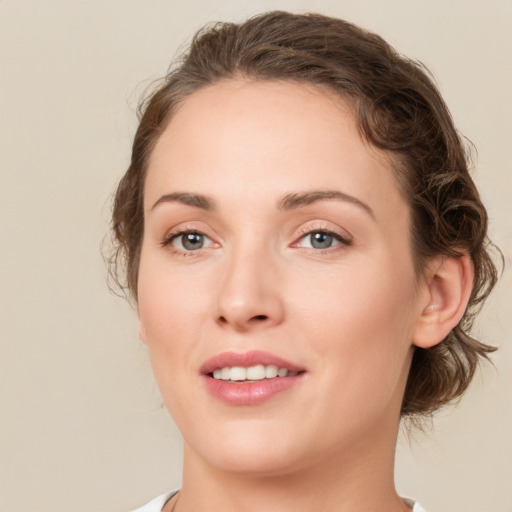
[166,231,215,251]
[294,230,351,250]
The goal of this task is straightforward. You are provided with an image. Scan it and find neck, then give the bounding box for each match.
[174,418,409,512]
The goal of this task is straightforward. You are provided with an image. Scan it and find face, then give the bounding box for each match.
[137,79,425,476]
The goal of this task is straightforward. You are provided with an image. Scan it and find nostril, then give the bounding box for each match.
[216,313,272,328]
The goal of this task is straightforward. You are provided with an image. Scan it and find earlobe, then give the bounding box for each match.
[413,253,474,349]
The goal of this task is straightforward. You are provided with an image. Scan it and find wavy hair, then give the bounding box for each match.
[108,11,500,418]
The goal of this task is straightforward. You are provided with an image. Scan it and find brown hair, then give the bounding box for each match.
[109,11,500,418]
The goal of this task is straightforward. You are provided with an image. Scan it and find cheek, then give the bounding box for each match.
[293,253,416,335]
[291,258,417,399]
[138,247,210,332]
[136,254,211,390]
[137,271,207,426]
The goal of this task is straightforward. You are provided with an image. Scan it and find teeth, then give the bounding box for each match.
[246,364,265,380]
[211,365,297,381]
[230,366,246,381]
[277,367,288,377]
[265,365,278,378]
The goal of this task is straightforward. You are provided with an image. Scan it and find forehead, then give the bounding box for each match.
[145,79,406,221]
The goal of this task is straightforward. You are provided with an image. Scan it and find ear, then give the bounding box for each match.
[413,253,474,349]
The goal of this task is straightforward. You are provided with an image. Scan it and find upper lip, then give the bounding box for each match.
[200,350,305,375]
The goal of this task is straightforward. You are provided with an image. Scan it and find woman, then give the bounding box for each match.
[109,11,499,512]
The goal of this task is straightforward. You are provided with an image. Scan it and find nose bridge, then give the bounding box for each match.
[216,235,284,331]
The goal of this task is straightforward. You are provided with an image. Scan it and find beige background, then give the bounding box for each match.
[0,1,510,511]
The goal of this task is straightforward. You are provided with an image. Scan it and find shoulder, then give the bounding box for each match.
[131,490,178,512]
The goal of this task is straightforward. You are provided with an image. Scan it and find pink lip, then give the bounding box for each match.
[200,350,306,406]
[200,350,304,375]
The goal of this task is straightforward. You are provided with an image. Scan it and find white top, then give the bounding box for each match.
[131,490,427,512]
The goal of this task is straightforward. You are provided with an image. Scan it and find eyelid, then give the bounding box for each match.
[291,224,353,249]
[296,221,352,241]
[159,221,352,253]
[161,221,212,243]
[169,231,215,248]
[161,224,220,254]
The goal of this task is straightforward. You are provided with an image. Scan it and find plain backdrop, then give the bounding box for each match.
[0,1,510,511]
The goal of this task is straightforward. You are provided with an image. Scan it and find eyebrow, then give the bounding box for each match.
[278,190,375,218]
[151,192,216,211]
[150,189,374,218]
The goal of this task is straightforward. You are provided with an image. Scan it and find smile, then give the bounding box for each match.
[201,351,306,405]
[211,365,299,382]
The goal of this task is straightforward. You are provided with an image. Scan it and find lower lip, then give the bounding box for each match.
[202,374,304,406]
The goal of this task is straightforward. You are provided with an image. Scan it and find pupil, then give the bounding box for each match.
[311,232,332,249]
[183,233,203,250]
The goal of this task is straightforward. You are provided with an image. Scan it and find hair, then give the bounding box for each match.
[108,11,500,418]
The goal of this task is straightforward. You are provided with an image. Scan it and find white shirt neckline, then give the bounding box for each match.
[132,490,427,512]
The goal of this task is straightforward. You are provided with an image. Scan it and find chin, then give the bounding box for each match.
[185,421,313,477]
[205,448,304,477]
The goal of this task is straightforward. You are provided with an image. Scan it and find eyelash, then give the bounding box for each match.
[161,229,215,255]
[293,227,352,251]
[161,227,352,256]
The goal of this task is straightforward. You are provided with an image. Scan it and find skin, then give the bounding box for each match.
[136,79,459,512]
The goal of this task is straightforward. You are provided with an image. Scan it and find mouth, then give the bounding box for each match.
[210,364,301,382]
[201,351,306,405]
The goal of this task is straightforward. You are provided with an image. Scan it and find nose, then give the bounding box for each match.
[215,246,285,332]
